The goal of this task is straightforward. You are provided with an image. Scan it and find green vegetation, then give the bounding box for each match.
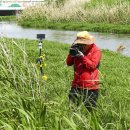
[18,0,130,34]
[0,38,130,129]
[84,0,130,7]
[18,20,130,34]
[0,16,16,21]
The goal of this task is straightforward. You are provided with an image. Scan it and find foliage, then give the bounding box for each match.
[18,20,130,34]
[17,0,130,33]
[0,16,16,21]
[0,38,130,129]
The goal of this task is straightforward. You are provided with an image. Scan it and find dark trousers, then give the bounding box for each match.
[69,87,99,112]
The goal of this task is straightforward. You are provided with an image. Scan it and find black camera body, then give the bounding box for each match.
[69,44,84,57]
[37,34,45,41]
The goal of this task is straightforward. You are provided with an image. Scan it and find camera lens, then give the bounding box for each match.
[69,48,78,56]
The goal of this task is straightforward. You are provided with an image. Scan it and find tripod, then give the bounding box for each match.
[36,34,47,80]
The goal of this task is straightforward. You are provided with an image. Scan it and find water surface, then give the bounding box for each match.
[0,21,130,56]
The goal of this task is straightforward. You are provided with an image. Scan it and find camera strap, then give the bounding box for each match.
[96,62,100,69]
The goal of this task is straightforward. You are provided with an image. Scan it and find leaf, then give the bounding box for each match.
[0,120,14,130]
[63,116,77,130]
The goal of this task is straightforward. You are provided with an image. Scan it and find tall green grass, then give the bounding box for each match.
[0,38,130,129]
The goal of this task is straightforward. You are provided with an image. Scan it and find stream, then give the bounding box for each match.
[0,21,130,56]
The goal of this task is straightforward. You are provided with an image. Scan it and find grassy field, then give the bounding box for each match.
[0,38,130,130]
[0,16,16,21]
[17,0,130,34]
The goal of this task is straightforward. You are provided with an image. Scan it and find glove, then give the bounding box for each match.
[75,51,84,57]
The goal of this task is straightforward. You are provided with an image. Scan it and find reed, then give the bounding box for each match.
[17,0,130,33]
[18,0,130,24]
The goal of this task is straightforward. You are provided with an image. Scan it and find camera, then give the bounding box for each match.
[69,44,84,57]
[37,34,45,49]
[37,34,45,40]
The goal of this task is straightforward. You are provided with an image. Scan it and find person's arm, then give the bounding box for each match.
[82,50,101,69]
[66,54,74,66]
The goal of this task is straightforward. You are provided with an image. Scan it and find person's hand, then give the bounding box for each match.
[75,51,84,57]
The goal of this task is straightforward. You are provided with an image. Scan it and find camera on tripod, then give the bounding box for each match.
[69,44,84,57]
[37,34,45,49]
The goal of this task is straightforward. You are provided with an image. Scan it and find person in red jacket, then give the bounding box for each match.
[66,31,101,112]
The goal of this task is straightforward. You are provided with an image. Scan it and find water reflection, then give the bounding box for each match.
[0,21,130,56]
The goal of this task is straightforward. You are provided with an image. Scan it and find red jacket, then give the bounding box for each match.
[66,43,101,90]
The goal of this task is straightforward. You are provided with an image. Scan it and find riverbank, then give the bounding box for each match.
[0,16,16,21]
[1,15,130,34]
[0,38,130,129]
[17,0,130,34]
[18,20,130,34]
